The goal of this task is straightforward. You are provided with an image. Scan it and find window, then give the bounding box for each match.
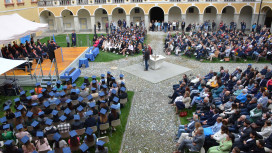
[135,8,140,13]
[222,8,226,13]
[118,9,123,14]
[102,10,107,14]
[5,0,12,3]
[205,8,211,13]
[188,8,194,13]
[17,0,23,3]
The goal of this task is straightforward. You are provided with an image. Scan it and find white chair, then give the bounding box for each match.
[120,98,128,105]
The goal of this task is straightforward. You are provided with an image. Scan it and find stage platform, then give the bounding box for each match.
[3,47,88,76]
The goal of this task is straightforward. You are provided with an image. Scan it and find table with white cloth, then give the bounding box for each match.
[149,55,165,70]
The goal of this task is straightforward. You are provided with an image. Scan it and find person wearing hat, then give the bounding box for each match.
[66,79,73,91]
[84,127,97,147]
[15,124,31,141]
[48,91,57,104]
[80,85,89,98]
[98,108,109,134]
[68,130,81,151]
[117,74,125,85]
[44,119,57,136]
[100,74,107,85]
[95,140,108,153]
[71,114,84,130]
[72,83,80,94]
[51,110,60,123]
[2,140,22,153]
[35,131,52,152]
[84,76,90,86]
[30,89,38,101]
[46,82,52,92]
[119,87,128,101]
[19,91,28,103]
[21,136,36,153]
[91,80,98,90]
[108,105,120,131]
[106,71,112,88]
[109,83,118,96]
[70,89,79,100]
[64,107,74,121]
[57,115,71,133]
[52,132,68,151]
[4,105,15,120]
[84,110,97,128]
[91,87,99,100]
[35,82,43,94]
[2,124,15,140]
[13,98,21,110]
[55,80,63,91]
[109,77,117,88]
[25,111,35,126]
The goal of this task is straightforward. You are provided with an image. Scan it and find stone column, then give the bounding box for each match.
[144,14,149,30]
[215,14,221,25]
[164,14,168,22]
[126,15,130,27]
[55,16,64,33]
[90,15,95,32]
[234,14,239,26]
[199,14,204,24]
[74,16,80,32]
[108,15,112,24]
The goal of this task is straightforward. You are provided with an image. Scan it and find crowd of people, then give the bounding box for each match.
[164,23,272,62]
[169,64,272,153]
[92,25,147,56]
[1,39,59,71]
[0,72,128,153]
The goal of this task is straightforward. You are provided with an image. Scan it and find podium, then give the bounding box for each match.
[149,55,165,70]
[55,48,64,62]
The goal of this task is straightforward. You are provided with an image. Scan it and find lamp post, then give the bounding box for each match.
[256,0,263,25]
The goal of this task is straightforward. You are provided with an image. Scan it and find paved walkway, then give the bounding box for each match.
[80,32,269,153]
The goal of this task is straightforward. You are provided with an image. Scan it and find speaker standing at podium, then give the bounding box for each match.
[144,48,150,71]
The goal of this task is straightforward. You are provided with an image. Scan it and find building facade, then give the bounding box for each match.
[1,0,272,34]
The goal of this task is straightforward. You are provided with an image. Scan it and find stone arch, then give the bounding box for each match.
[94,8,108,30]
[112,7,126,23]
[130,7,145,23]
[77,9,91,31]
[239,5,253,29]
[261,6,272,27]
[203,6,217,23]
[221,6,235,26]
[149,6,165,22]
[40,10,56,31]
[186,6,200,24]
[61,9,75,31]
[168,6,182,22]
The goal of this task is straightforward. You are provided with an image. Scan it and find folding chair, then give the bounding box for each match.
[76,128,86,136]
[90,126,97,133]
[72,100,79,106]
[120,98,128,105]
[110,119,121,136]
[99,123,109,137]
[97,136,111,151]
[60,132,70,138]
[47,134,55,141]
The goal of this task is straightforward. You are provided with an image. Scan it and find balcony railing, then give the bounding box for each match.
[206,0,217,1]
[38,0,53,6]
[224,0,236,1]
[188,0,199,2]
[131,0,143,2]
[77,0,88,4]
[94,0,106,4]
[242,0,255,1]
[112,0,124,3]
[59,0,71,5]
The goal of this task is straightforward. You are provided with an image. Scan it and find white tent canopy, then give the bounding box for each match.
[0,13,48,44]
[0,58,27,75]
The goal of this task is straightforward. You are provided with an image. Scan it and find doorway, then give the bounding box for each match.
[149,7,164,22]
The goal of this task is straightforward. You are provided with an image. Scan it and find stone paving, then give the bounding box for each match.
[79,31,270,153]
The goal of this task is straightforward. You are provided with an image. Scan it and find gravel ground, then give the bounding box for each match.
[79,32,270,153]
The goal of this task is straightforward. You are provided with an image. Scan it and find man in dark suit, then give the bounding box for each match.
[235,131,257,152]
[259,75,267,88]
[177,127,205,153]
[71,31,77,47]
[71,115,84,130]
[201,108,219,128]
[181,20,185,31]
[144,47,150,71]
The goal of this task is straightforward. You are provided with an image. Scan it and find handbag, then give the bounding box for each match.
[179,111,188,117]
